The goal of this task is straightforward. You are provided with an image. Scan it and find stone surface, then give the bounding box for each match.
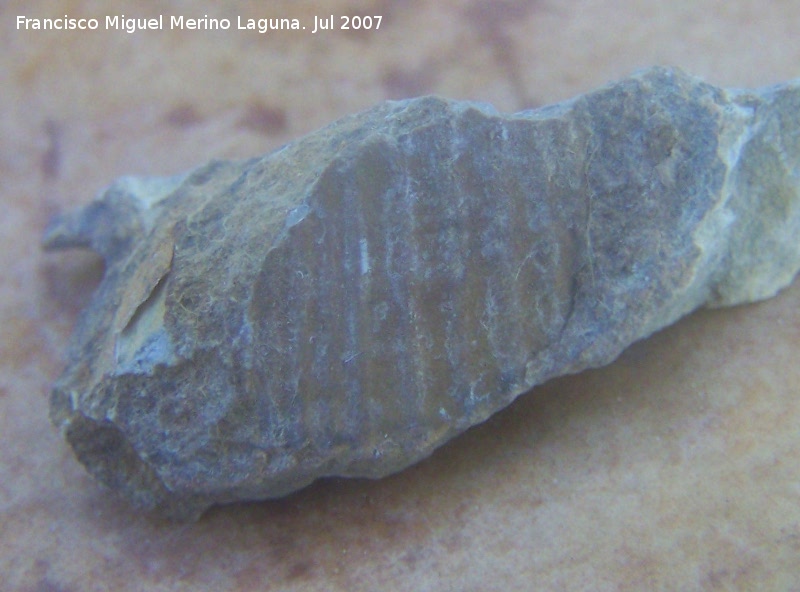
[43,67,800,520]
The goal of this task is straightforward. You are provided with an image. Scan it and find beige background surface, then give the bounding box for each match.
[3,0,800,590]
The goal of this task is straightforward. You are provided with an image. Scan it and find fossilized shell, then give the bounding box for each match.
[43,67,800,520]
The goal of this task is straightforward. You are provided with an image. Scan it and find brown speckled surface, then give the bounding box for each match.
[3,0,800,589]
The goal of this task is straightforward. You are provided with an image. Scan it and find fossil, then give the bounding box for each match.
[43,67,800,520]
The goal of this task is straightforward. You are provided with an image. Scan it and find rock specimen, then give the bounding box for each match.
[43,67,800,520]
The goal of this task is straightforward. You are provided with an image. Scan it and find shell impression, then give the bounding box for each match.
[43,67,800,520]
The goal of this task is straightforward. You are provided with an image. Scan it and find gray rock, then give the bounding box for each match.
[43,67,800,520]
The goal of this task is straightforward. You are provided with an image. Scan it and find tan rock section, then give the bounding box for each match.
[43,67,800,520]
